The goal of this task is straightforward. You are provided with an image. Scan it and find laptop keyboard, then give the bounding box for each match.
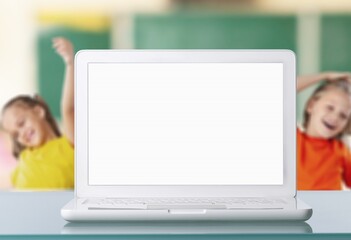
[83,197,286,209]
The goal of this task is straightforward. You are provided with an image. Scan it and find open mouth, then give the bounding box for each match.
[322,120,336,131]
[25,129,35,143]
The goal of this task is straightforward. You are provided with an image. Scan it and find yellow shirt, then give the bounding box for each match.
[11,137,74,190]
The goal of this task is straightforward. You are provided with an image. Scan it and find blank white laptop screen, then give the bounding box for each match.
[88,63,283,185]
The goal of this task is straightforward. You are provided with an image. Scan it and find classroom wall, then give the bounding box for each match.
[0,0,168,109]
[1,0,351,123]
[132,12,350,124]
[258,0,351,12]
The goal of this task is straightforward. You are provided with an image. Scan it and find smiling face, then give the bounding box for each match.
[1,103,53,148]
[306,88,351,139]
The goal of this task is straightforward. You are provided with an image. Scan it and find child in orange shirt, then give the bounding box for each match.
[297,72,351,190]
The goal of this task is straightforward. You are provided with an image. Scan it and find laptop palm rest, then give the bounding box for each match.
[88,205,227,210]
[88,205,283,210]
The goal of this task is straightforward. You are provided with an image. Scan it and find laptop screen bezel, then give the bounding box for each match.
[75,50,296,198]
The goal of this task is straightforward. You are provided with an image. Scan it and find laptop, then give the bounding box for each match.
[61,50,312,222]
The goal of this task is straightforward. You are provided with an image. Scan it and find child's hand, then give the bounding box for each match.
[52,37,74,65]
[298,72,351,92]
[324,72,351,83]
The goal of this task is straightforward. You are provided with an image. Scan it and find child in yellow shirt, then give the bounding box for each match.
[1,37,74,190]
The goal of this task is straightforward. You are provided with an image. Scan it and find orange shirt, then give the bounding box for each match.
[297,128,351,190]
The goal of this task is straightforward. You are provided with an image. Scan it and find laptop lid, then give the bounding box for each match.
[75,50,296,198]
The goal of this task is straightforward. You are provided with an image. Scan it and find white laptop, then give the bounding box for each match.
[61,50,312,222]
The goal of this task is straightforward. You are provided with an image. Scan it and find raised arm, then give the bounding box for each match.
[297,72,351,93]
[52,37,74,145]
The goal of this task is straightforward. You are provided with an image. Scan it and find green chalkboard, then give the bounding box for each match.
[321,15,351,71]
[134,13,297,50]
[134,12,298,122]
[37,28,111,119]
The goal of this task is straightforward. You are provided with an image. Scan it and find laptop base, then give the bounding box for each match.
[62,198,312,222]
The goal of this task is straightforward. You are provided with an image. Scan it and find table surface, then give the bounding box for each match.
[0,191,350,236]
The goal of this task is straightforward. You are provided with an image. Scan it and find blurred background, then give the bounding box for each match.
[1,0,351,188]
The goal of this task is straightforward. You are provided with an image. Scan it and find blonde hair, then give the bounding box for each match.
[1,95,61,157]
[303,80,351,139]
